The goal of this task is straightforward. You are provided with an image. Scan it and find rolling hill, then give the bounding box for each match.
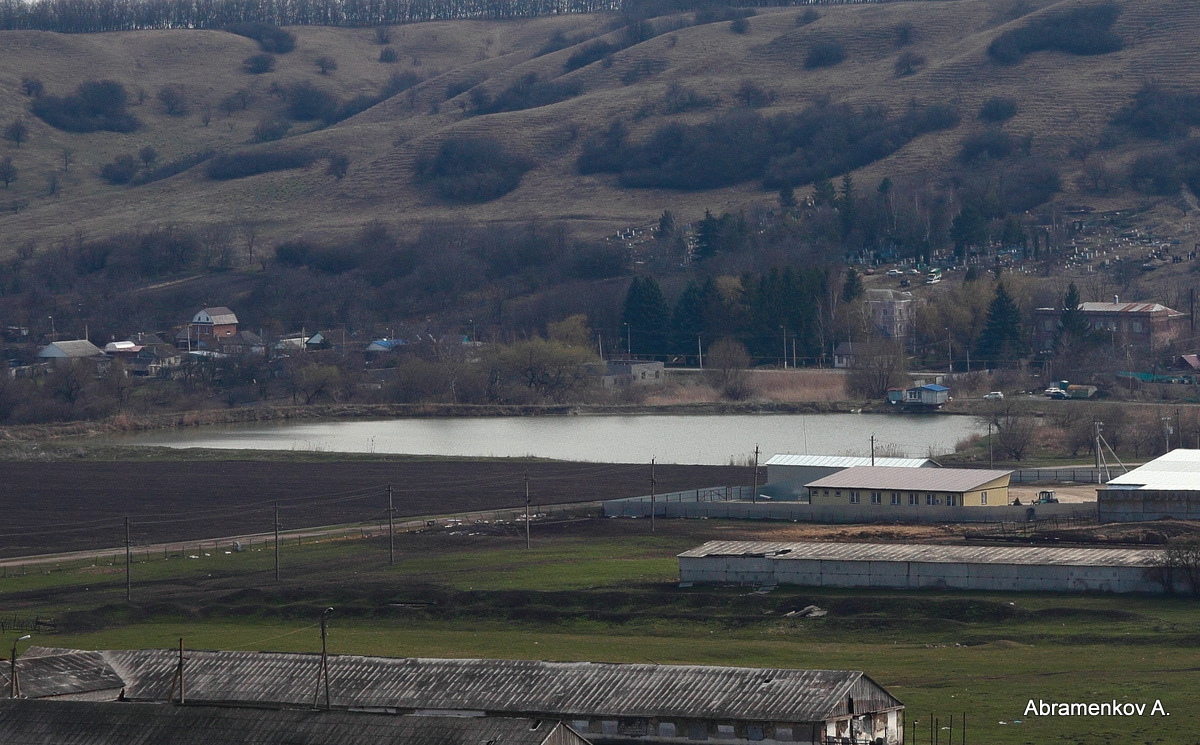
[1,0,1199,254]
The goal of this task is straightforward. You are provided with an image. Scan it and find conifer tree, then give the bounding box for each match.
[620,276,670,357]
[975,282,1027,367]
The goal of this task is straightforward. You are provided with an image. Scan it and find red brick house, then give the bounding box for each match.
[1033,300,1186,353]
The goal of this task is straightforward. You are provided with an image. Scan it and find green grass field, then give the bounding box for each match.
[4,519,1199,745]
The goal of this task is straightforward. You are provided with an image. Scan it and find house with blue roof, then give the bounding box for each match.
[904,383,949,408]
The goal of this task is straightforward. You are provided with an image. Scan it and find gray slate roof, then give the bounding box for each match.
[0,648,123,699]
[805,466,1011,492]
[197,307,238,325]
[38,339,104,359]
[0,700,580,745]
[52,649,899,723]
[678,540,1164,568]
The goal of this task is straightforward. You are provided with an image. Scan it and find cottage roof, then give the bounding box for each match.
[0,700,579,745]
[193,307,238,325]
[0,648,123,699]
[805,466,1010,492]
[833,342,855,356]
[914,384,949,392]
[37,340,104,359]
[678,540,1163,569]
[23,649,897,723]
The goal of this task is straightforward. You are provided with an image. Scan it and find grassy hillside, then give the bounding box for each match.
[1,0,1199,253]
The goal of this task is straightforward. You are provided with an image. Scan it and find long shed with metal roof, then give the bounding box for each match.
[0,700,587,745]
[6,649,905,745]
[805,467,1011,508]
[679,540,1168,593]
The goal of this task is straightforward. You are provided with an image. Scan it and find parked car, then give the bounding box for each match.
[886,269,903,277]
[1044,388,1069,400]
[984,391,1004,400]
[899,279,911,288]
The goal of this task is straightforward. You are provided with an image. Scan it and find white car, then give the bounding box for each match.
[984,391,1004,400]
[886,269,903,277]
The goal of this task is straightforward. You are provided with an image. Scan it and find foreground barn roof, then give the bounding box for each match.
[805,466,1011,492]
[0,700,579,745]
[11,649,900,724]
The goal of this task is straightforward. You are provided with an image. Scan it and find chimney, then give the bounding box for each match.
[1114,294,1119,304]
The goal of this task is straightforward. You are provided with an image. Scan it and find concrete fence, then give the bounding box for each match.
[604,489,1097,525]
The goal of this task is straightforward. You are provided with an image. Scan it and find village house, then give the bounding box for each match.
[36,339,105,368]
[865,289,914,344]
[806,466,1012,507]
[1032,299,1186,353]
[588,360,666,388]
[832,341,856,369]
[176,307,238,349]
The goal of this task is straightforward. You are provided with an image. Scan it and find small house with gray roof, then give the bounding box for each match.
[806,466,1011,507]
[36,340,105,368]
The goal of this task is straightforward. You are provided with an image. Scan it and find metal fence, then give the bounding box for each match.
[1011,467,1108,484]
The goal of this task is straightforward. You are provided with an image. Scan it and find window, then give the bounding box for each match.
[659,723,677,738]
[748,725,764,741]
[926,493,935,505]
[908,492,919,506]
[571,721,589,733]
[716,725,735,740]
[891,492,900,505]
[849,491,859,504]
[688,723,708,741]
[947,494,958,506]
[835,490,842,499]
[775,727,793,742]
[602,721,619,736]
[871,492,882,505]
[981,491,988,505]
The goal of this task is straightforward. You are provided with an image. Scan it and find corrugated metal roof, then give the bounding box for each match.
[38,340,104,358]
[0,700,579,745]
[1077,302,1180,315]
[87,651,891,723]
[1105,449,1200,490]
[805,466,1010,492]
[765,454,934,469]
[678,540,1163,568]
[0,648,123,699]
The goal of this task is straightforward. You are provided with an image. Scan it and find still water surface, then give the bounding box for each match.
[116,413,985,465]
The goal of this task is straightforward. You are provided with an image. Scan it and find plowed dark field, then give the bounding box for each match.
[0,460,746,557]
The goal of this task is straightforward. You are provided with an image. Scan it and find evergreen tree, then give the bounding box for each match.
[694,209,719,261]
[812,178,837,207]
[671,280,706,354]
[841,266,864,304]
[839,174,856,243]
[778,184,797,212]
[1053,281,1092,356]
[951,204,989,257]
[656,210,676,243]
[620,276,670,357]
[975,282,1027,368]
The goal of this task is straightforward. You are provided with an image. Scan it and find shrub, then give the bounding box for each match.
[729,17,749,34]
[894,50,925,77]
[129,149,215,186]
[380,71,423,98]
[243,53,276,74]
[796,8,820,26]
[979,96,1019,123]
[735,81,774,108]
[987,3,1121,65]
[565,41,616,71]
[695,6,753,25]
[156,85,188,116]
[206,148,316,180]
[252,118,291,142]
[31,80,138,133]
[379,47,399,63]
[472,73,582,116]
[959,128,1015,162]
[445,74,486,101]
[1110,85,1200,140]
[414,136,533,203]
[286,81,339,121]
[894,22,914,47]
[100,154,139,185]
[805,39,846,69]
[327,152,350,179]
[138,146,157,166]
[3,119,28,147]
[661,83,719,114]
[21,76,43,97]
[375,26,392,45]
[314,55,338,75]
[225,22,295,53]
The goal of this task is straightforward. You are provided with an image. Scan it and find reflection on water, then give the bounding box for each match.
[113,413,985,466]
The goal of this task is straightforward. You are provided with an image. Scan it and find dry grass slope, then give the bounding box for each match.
[1,0,1198,255]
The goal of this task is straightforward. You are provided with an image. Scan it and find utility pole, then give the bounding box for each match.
[751,445,760,504]
[1094,421,1102,471]
[870,434,875,466]
[988,422,994,469]
[524,471,531,550]
[387,484,395,565]
[697,336,703,370]
[650,458,657,533]
[274,501,280,582]
[313,608,333,710]
[124,517,131,602]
